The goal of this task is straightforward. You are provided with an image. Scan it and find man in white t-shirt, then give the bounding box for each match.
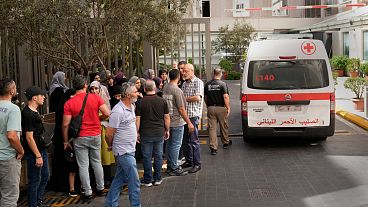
[105,83,141,207]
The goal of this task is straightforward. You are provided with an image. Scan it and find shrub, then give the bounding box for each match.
[343,77,368,99]
[330,56,350,71]
[347,57,360,72]
[226,71,242,80]
[219,58,233,72]
[360,62,368,76]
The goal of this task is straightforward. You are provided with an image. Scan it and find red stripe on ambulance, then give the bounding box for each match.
[246,93,331,101]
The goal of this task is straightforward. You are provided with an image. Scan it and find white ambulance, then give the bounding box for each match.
[241,39,335,142]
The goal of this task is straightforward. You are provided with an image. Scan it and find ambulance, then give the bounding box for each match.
[241,39,335,142]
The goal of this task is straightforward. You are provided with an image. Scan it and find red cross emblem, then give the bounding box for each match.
[301,41,316,55]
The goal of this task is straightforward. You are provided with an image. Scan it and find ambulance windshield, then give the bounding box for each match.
[247,59,329,90]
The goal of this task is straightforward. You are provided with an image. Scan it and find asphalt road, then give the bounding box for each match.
[20,80,368,207]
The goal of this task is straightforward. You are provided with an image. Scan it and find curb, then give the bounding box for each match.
[336,109,368,131]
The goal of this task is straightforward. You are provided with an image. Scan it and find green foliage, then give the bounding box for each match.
[330,56,350,71]
[332,71,338,86]
[344,77,368,99]
[212,22,256,63]
[219,58,233,72]
[0,0,190,74]
[360,62,368,75]
[226,71,241,80]
[347,58,360,72]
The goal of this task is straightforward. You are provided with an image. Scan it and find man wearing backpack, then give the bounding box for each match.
[62,75,110,202]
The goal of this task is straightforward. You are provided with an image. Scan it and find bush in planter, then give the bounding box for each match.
[347,57,360,77]
[226,70,242,80]
[360,62,368,77]
[343,77,368,99]
[330,56,350,76]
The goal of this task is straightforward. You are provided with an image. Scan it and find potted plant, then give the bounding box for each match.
[360,62,368,80]
[344,77,368,111]
[330,56,350,77]
[347,57,360,77]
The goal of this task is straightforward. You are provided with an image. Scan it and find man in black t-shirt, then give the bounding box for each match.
[136,80,170,187]
[204,68,231,155]
[22,86,49,207]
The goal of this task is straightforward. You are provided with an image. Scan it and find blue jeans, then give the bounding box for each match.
[183,117,201,166]
[73,135,104,196]
[140,136,164,183]
[167,126,184,171]
[105,153,141,207]
[27,149,49,207]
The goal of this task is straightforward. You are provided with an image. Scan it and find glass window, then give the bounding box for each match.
[364,31,368,60]
[247,60,329,90]
[343,32,349,56]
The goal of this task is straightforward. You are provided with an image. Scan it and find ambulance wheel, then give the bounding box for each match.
[243,135,252,143]
[316,136,327,142]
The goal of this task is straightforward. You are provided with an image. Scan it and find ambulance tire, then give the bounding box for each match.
[243,135,253,143]
[316,136,328,142]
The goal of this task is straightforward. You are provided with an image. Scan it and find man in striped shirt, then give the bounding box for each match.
[181,63,204,173]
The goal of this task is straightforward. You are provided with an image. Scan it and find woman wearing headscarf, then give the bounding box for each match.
[89,81,115,183]
[90,81,111,110]
[49,89,81,195]
[49,71,69,112]
[143,68,155,80]
[129,76,143,99]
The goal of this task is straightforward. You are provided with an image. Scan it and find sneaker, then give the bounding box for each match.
[82,194,93,203]
[223,140,232,149]
[140,180,153,187]
[210,148,217,155]
[178,157,186,165]
[181,162,193,169]
[166,167,172,175]
[188,165,201,173]
[153,180,162,186]
[95,189,108,197]
[69,190,78,197]
[169,167,188,176]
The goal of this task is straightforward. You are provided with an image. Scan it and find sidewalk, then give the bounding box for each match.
[335,77,368,130]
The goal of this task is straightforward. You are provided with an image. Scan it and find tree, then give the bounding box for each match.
[0,0,190,75]
[212,21,256,63]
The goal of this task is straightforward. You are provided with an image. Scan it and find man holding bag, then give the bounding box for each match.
[62,75,110,202]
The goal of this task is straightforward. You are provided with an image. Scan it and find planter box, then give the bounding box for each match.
[349,71,359,77]
[352,98,364,112]
[336,69,345,77]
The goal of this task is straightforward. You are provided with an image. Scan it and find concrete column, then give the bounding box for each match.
[332,31,343,56]
[143,41,154,70]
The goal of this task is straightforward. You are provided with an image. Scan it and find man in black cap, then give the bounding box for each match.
[22,86,49,207]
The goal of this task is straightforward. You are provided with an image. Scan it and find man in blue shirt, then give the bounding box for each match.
[0,78,24,207]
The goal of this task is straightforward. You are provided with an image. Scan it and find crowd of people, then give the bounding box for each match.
[0,61,231,207]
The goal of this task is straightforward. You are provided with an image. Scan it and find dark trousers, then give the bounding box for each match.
[183,117,201,166]
[27,149,49,207]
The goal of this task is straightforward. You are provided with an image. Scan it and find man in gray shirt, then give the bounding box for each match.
[105,83,141,207]
[0,78,24,207]
[163,69,194,176]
